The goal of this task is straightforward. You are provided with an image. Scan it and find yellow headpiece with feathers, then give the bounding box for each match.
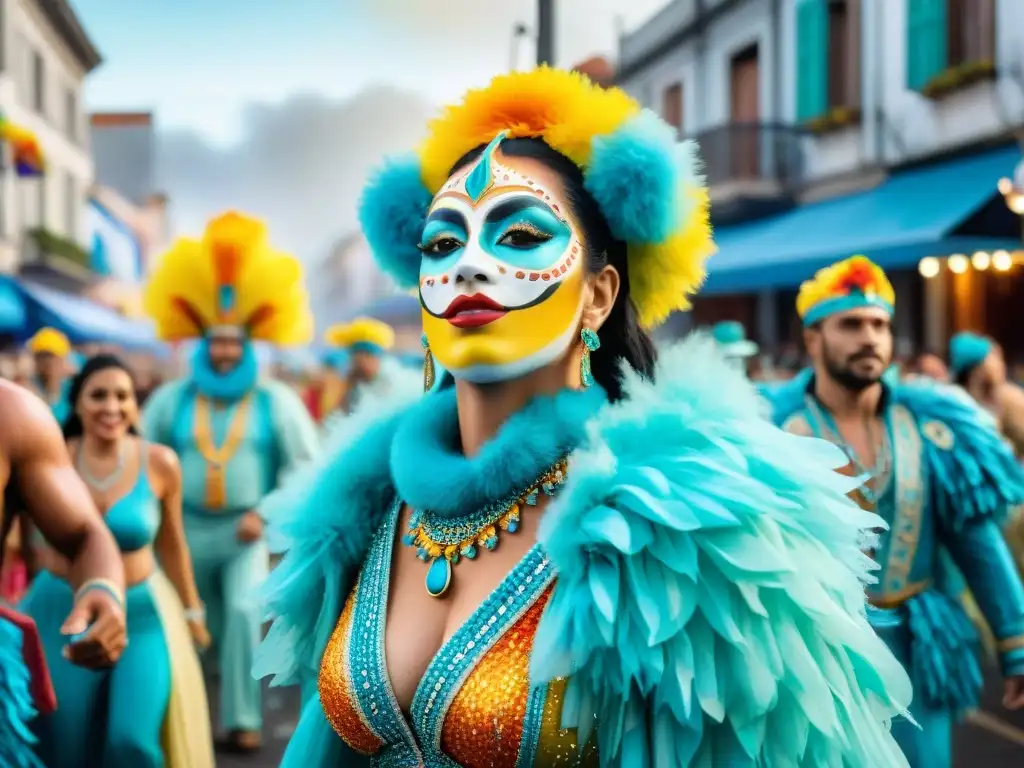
[144,211,313,345]
[324,317,395,355]
[27,327,70,357]
[796,255,895,326]
[358,67,714,328]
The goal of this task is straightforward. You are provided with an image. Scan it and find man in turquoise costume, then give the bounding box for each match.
[26,327,73,424]
[767,254,1024,768]
[141,211,319,753]
[710,320,760,377]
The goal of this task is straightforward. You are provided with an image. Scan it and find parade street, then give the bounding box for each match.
[216,670,1024,767]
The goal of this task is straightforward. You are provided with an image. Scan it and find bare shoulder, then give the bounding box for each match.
[0,380,65,460]
[146,440,180,480]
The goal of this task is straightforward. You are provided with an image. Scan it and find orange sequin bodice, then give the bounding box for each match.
[317,499,597,766]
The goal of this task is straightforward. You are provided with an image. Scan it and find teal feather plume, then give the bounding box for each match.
[0,617,43,768]
[532,335,911,767]
[895,379,1024,528]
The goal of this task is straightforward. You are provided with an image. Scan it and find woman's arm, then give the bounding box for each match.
[151,443,203,614]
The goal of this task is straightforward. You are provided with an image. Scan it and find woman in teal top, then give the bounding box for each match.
[21,355,215,768]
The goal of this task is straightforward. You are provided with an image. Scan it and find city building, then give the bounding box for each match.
[617,0,1024,360]
[89,111,156,205]
[309,233,397,328]
[0,0,101,279]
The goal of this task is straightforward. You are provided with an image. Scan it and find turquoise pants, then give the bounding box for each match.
[872,607,954,768]
[22,571,171,768]
[184,508,266,732]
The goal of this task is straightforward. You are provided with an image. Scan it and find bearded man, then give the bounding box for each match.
[767,255,1024,768]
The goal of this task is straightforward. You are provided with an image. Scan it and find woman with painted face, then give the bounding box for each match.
[20,355,215,768]
[258,69,911,767]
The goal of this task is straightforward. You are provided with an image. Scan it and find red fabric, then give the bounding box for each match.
[303,384,322,422]
[0,604,57,715]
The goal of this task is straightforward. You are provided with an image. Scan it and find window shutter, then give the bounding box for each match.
[907,0,948,91]
[796,0,828,122]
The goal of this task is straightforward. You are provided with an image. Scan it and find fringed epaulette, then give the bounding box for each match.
[895,380,1024,529]
[532,336,910,767]
[254,386,419,687]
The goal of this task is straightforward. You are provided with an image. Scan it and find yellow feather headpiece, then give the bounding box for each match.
[27,327,70,357]
[359,67,714,328]
[324,317,395,354]
[796,255,896,326]
[144,211,313,346]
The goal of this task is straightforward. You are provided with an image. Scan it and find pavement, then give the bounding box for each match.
[211,670,1024,767]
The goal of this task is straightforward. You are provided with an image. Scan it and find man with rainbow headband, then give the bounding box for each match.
[26,327,72,424]
[768,254,1024,767]
[257,69,913,767]
[141,212,319,753]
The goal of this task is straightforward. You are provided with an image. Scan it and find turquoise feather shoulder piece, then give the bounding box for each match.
[894,380,1024,529]
[761,366,813,426]
[0,618,44,768]
[531,337,911,767]
[253,385,420,686]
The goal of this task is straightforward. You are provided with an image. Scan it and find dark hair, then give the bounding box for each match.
[450,138,657,400]
[62,354,139,439]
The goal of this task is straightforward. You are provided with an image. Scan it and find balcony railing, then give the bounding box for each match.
[688,122,807,193]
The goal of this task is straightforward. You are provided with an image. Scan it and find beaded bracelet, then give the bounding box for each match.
[74,578,126,610]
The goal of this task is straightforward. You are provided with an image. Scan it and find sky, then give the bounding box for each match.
[72,0,669,268]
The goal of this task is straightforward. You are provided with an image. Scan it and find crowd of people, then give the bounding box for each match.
[0,67,1022,768]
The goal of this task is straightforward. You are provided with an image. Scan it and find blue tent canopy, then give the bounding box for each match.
[705,145,1023,293]
[12,278,161,350]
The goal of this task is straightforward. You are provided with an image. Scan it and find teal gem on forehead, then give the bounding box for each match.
[465,131,507,202]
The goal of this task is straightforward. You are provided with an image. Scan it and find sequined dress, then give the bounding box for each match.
[318,498,596,767]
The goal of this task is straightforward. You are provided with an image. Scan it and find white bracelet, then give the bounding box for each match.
[183,605,205,622]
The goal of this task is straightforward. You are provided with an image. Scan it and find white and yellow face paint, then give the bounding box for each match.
[418,135,586,383]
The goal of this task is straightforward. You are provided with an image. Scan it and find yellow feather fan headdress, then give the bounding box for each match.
[324,317,395,354]
[358,67,714,328]
[144,212,313,346]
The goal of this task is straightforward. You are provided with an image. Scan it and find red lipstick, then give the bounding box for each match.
[442,293,507,328]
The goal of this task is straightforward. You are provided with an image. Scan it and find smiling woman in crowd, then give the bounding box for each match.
[21,354,214,768]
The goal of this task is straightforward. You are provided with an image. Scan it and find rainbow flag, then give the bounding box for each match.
[0,114,45,177]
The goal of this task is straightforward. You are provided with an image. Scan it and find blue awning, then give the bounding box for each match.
[0,278,27,333]
[16,281,160,349]
[705,145,1023,293]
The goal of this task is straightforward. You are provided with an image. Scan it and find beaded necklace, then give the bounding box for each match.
[804,395,893,505]
[403,458,568,597]
[193,395,252,509]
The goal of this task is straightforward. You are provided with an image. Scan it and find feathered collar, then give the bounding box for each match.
[390,385,607,517]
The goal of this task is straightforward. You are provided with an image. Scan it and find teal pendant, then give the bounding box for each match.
[425,557,452,597]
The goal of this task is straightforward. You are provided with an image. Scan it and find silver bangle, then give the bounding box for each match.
[183,605,205,622]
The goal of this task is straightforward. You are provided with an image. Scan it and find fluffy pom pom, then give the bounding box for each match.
[358,154,432,289]
[584,110,696,244]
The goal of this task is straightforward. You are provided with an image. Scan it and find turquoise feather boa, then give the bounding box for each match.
[0,618,43,767]
[257,336,910,765]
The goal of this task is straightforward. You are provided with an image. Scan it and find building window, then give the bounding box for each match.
[826,1,859,110]
[37,177,47,228]
[662,82,683,135]
[65,89,77,142]
[64,173,76,238]
[947,0,995,67]
[907,0,995,91]
[32,51,44,114]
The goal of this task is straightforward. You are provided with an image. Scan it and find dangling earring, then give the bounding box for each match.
[580,327,600,388]
[422,333,435,392]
